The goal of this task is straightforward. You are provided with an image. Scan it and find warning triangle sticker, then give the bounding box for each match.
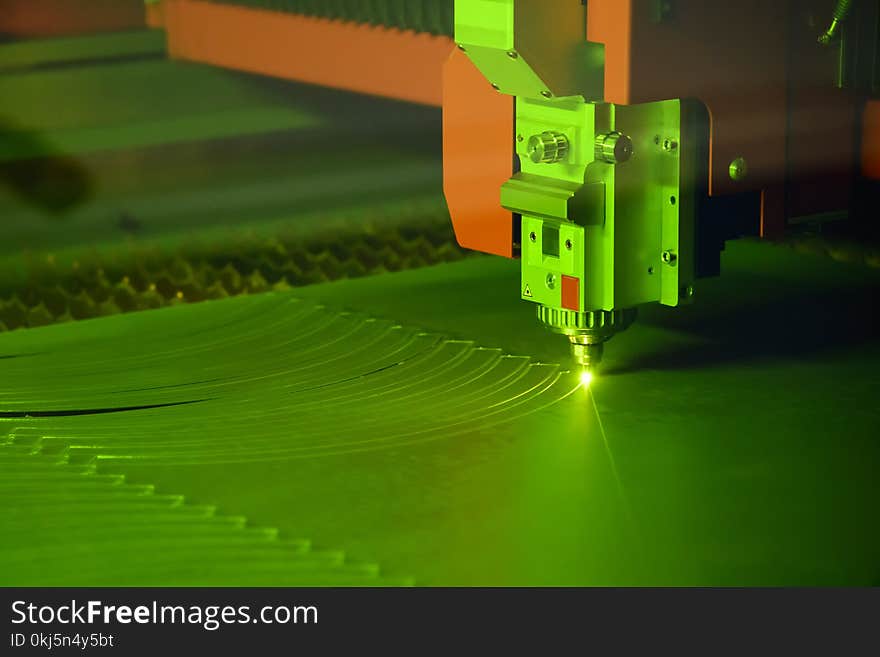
[523,284,533,298]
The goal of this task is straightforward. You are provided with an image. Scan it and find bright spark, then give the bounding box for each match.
[579,370,594,388]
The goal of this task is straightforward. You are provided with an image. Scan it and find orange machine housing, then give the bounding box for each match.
[161,0,453,108]
[442,49,515,258]
[12,0,871,252]
[586,0,859,237]
[159,0,515,255]
[0,0,146,37]
[145,1,165,29]
[862,100,880,181]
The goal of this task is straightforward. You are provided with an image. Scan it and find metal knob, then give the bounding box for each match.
[527,131,570,164]
[594,131,633,164]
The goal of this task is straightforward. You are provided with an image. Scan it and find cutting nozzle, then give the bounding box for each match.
[536,306,637,375]
[569,336,605,371]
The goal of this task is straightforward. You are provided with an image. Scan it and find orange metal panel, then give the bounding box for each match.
[785,86,857,222]
[862,100,880,181]
[145,2,165,29]
[760,187,786,240]
[586,0,634,107]
[163,0,453,107]
[0,0,145,37]
[587,0,789,202]
[442,48,515,258]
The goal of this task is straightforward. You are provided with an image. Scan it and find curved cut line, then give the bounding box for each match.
[288,359,408,394]
[2,298,577,466]
[111,379,226,394]
[0,399,209,419]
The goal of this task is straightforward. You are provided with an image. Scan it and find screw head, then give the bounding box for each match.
[729,157,748,181]
[662,250,678,265]
[541,90,553,99]
[565,239,573,250]
[529,232,537,243]
[545,273,557,289]
[507,50,518,59]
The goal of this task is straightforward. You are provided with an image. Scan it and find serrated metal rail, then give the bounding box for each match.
[202,0,454,36]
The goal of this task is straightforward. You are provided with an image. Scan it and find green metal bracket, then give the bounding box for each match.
[454,0,604,100]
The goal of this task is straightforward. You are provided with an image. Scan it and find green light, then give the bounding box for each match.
[579,370,593,388]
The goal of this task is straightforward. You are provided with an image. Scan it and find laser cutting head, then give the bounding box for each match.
[452,0,697,370]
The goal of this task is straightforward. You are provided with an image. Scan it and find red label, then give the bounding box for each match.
[561,276,580,311]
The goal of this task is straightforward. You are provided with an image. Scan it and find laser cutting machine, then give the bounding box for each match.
[3,0,879,371]
[3,0,880,591]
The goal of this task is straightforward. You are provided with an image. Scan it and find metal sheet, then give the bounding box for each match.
[2,239,879,585]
